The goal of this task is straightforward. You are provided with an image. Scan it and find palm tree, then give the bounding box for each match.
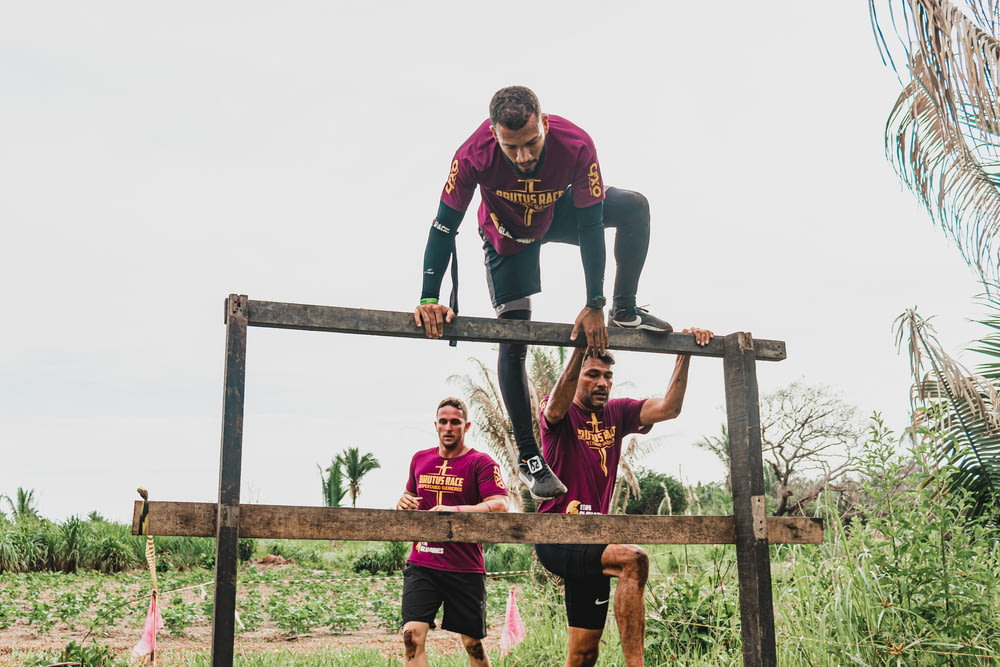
[871,0,1000,286]
[318,459,348,508]
[3,487,40,521]
[872,0,1000,515]
[335,447,381,508]
[895,304,1000,515]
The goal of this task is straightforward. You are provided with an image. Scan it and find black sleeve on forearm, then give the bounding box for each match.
[576,201,606,302]
[420,201,465,300]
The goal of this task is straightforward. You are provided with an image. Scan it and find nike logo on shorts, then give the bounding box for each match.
[594,598,609,605]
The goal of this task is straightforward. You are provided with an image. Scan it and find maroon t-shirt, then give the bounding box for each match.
[405,447,508,573]
[538,398,650,515]
[440,115,605,256]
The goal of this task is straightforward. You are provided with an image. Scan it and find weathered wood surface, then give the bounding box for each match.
[213,295,249,667]
[724,332,778,667]
[131,502,823,545]
[244,299,786,361]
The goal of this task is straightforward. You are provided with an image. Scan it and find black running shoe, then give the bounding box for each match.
[517,455,567,500]
[609,306,673,333]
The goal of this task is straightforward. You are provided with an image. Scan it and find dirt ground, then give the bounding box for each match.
[0,622,474,664]
[0,559,523,664]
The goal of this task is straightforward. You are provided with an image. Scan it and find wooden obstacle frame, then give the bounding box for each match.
[131,294,822,667]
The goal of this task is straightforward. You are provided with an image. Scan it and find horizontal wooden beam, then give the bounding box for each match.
[132,502,822,545]
[242,300,786,361]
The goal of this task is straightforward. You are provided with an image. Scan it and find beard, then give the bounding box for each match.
[504,145,547,178]
[581,390,609,411]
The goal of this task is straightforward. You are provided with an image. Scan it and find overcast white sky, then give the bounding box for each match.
[1,2,987,522]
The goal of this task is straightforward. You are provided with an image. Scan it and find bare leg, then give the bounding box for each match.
[460,633,491,667]
[566,627,603,667]
[602,544,649,667]
[403,621,430,667]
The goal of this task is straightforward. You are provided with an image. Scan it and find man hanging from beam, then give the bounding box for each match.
[396,397,510,667]
[534,328,713,667]
[414,85,672,502]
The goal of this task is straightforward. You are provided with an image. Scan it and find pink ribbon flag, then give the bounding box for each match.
[500,586,526,657]
[131,592,164,662]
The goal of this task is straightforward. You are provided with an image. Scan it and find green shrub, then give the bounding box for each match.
[157,536,216,572]
[57,515,85,572]
[264,540,324,568]
[238,537,256,563]
[352,541,408,575]
[89,535,138,574]
[625,468,687,515]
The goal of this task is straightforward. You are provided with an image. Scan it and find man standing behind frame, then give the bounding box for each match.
[535,328,713,667]
[396,397,510,667]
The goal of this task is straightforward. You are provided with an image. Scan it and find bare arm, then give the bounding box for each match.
[542,347,587,425]
[429,494,508,513]
[639,327,713,426]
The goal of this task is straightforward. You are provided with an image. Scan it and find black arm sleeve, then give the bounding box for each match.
[576,201,606,302]
[420,201,465,300]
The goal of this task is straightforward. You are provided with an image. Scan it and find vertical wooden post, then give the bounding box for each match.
[724,332,777,666]
[211,294,248,667]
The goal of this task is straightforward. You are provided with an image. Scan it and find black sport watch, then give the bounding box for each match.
[586,296,606,310]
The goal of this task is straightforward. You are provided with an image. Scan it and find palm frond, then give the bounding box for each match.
[872,0,1000,284]
[894,307,1000,511]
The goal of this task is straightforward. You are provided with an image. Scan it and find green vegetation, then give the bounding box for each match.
[624,468,687,515]
[318,447,381,508]
[4,415,1000,665]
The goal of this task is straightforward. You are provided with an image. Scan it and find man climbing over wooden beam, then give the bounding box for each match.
[396,397,510,667]
[414,85,672,502]
[534,328,713,667]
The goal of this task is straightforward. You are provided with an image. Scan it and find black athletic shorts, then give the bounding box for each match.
[401,564,488,639]
[535,543,611,630]
[483,186,628,308]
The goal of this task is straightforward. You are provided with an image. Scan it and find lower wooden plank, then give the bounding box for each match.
[132,502,823,545]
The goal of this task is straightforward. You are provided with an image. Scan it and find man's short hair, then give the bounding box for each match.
[489,86,541,130]
[584,351,616,366]
[437,396,469,420]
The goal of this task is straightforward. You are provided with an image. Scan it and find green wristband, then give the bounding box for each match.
[419,298,439,305]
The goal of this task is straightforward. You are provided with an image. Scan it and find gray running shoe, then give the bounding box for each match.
[518,455,567,500]
[609,306,673,333]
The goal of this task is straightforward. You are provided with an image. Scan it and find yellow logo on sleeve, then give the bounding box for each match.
[493,465,507,490]
[588,163,602,197]
[444,160,459,194]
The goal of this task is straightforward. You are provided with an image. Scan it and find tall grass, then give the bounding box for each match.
[635,416,1000,665]
[0,516,251,575]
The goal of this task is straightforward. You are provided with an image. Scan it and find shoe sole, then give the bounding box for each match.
[518,472,567,501]
[527,488,565,501]
[611,322,673,333]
